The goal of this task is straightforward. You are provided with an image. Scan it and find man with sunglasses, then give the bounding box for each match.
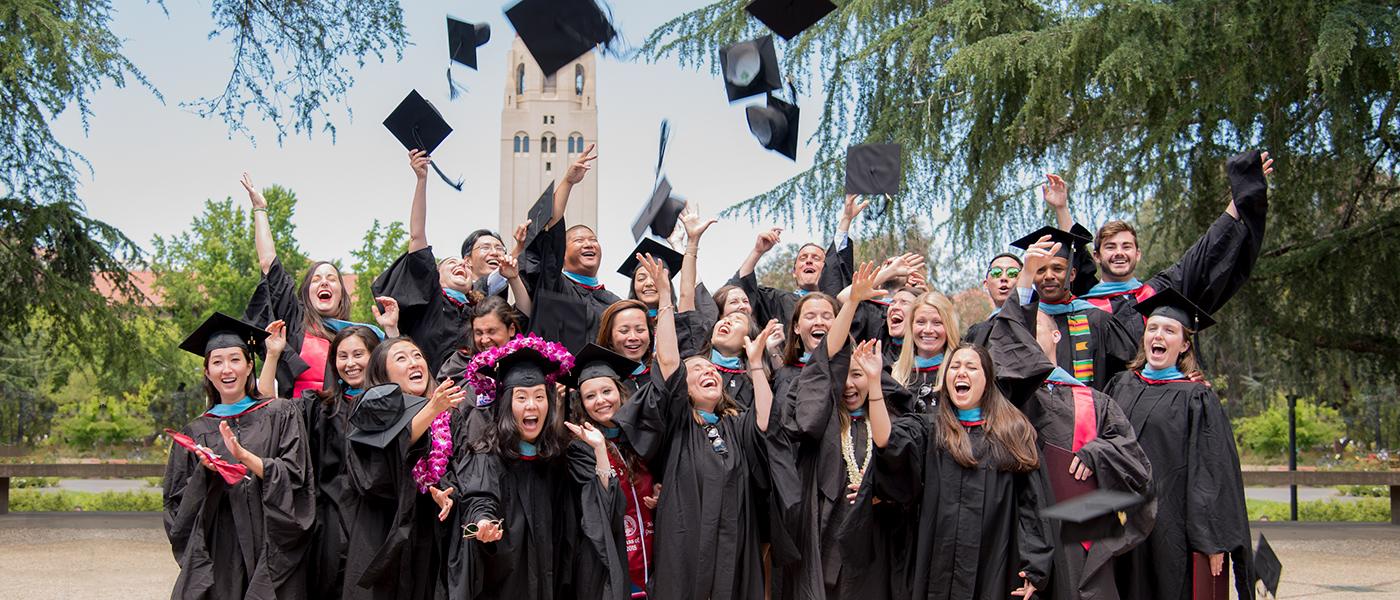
[1042,151,1273,343]
[963,253,1024,347]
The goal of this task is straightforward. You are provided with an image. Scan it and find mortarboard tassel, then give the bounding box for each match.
[431,161,465,191]
[448,66,469,101]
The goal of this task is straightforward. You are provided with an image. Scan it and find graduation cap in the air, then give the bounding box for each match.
[383,90,464,190]
[618,238,684,279]
[720,35,781,102]
[517,182,556,251]
[446,17,491,98]
[1041,488,1147,524]
[745,0,837,40]
[845,143,902,196]
[1132,287,1217,331]
[506,0,618,76]
[347,383,430,449]
[746,93,800,160]
[631,177,685,241]
[558,343,642,390]
[1253,534,1282,597]
[179,312,269,358]
[1010,225,1093,260]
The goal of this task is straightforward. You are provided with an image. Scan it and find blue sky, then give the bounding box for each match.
[51,0,853,291]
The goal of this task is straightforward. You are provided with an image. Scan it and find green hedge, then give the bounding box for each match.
[1247,497,1391,522]
[10,489,162,512]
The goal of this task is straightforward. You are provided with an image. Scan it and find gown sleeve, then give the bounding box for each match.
[614,363,689,476]
[1015,471,1054,589]
[566,441,629,600]
[818,236,853,297]
[444,450,502,600]
[985,293,1054,408]
[371,247,440,326]
[674,309,711,359]
[162,435,208,561]
[1185,387,1251,556]
[873,414,929,505]
[731,270,789,331]
[1074,394,1153,498]
[1068,222,1100,297]
[258,401,318,585]
[243,257,310,395]
[784,343,842,442]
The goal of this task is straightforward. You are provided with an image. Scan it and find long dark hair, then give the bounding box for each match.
[477,382,567,461]
[312,326,381,410]
[596,299,653,365]
[627,265,677,307]
[711,284,746,315]
[298,260,352,341]
[933,345,1039,472]
[570,376,647,479]
[365,337,438,393]
[782,292,839,365]
[201,347,260,408]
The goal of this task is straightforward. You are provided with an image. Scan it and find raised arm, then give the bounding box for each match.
[638,253,679,378]
[498,254,533,316]
[258,320,287,399]
[241,173,277,274]
[738,227,782,279]
[1042,173,1072,231]
[745,320,780,432]
[407,150,431,253]
[827,261,885,357]
[854,340,890,445]
[552,143,597,229]
[677,202,717,313]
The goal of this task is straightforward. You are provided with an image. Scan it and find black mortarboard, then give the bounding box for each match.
[746,93,800,160]
[1040,489,1147,523]
[845,143,902,195]
[506,0,617,75]
[490,346,559,390]
[347,383,429,449]
[617,238,684,279]
[1132,287,1217,331]
[558,343,641,390]
[447,17,491,69]
[179,312,269,358]
[519,182,556,250]
[382,90,463,190]
[1010,225,1092,260]
[631,177,685,241]
[1253,534,1282,597]
[745,0,837,40]
[719,35,781,102]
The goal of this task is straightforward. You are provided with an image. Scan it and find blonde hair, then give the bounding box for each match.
[892,291,962,388]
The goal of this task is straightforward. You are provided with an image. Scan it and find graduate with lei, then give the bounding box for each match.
[162,313,315,600]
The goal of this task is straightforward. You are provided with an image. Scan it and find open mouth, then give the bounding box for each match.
[801,266,817,275]
[919,334,941,347]
[342,365,362,379]
[484,258,500,268]
[810,328,827,340]
[317,289,333,301]
[699,374,719,389]
[581,249,598,259]
[1149,342,1168,360]
[953,381,971,394]
[717,323,732,336]
[623,340,645,352]
[407,368,424,383]
[521,415,540,430]
[220,376,237,385]
[888,313,905,326]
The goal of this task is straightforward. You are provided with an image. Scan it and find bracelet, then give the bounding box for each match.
[656,305,675,315]
[251,207,268,214]
[868,396,885,403]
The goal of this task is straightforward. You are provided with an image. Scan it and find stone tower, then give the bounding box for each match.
[498,37,599,236]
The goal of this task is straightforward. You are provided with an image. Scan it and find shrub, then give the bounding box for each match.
[10,489,163,512]
[1336,485,1390,498]
[11,476,58,488]
[50,374,155,449]
[1235,395,1345,457]
[1247,497,1390,522]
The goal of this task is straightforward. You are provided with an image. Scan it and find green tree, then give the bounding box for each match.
[150,185,308,333]
[349,219,408,324]
[646,1,1400,442]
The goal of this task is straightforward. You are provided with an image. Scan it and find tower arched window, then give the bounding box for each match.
[568,133,584,154]
[513,131,529,154]
[541,133,557,155]
[515,64,525,95]
[574,65,585,96]
[513,135,521,153]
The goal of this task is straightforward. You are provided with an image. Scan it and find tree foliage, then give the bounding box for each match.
[645,1,1400,442]
[349,219,408,323]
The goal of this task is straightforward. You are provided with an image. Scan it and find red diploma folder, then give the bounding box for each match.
[1044,443,1096,502]
[1192,552,1228,600]
[164,428,248,485]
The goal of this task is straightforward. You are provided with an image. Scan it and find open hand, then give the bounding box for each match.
[1020,235,1061,281]
[1011,572,1037,599]
[1261,151,1274,177]
[263,320,287,356]
[851,339,884,388]
[643,483,661,509]
[839,194,870,230]
[430,379,466,414]
[511,219,531,258]
[565,421,607,449]
[372,296,400,332]
[850,261,888,304]
[564,144,597,184]
[680,201,717,243]
[1041,174,1068,210]
[637,253,672,302]
[240,173,267,209]
[745,319,781,369]
[498,254,521,280]
[218,421,263,477]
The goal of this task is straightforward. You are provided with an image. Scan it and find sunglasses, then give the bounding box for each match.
[704,425,728,455]
[462,519,504,539]
[987,267,1021,279]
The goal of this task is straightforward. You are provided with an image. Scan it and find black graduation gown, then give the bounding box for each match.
[987,298,1156,600]
[372,246,482,375]
[1044,302,1136,392]
[299,392,357,600]
[1105,372,1253,600]
[340,410,448,600]
[873,416,1053,599]
[448,441,627,600]
[771,344,893,600]
[963,316,993,348]
[522,219,620,352]
[243,257,316,397]
[162,399,316,600]
[728,240,845,332]
[614,363,772,600]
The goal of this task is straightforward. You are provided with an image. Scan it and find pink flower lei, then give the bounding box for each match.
[463,334,574,407]
[413,412,452,493]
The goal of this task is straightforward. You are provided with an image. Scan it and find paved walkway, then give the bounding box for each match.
[1,514,1396,598]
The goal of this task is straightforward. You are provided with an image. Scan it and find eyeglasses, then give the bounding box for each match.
[473,243,507,255]
[462,519,503,539]
[987,267,1021,279]
[704,425,728,455]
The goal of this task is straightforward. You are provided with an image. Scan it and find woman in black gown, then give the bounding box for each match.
[162,312,315,600]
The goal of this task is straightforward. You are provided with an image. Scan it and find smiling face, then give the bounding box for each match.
[909,304,948,357]
[384,340,431,396]
[563,226,601,276]
[335,336,372,389]
[437,256,474,293]
[307,263,344,316]
[842,360,870,411]
[791,244,826,290]
[684,356,723,412]
[795,298,836,352]
[579,377,623,426]
[983,256,1021,306]
[943,347,987,411]
[473,312,515,352]
[885,289,918,339]
[711,312,751,355]
[608,308,651,362]
[1095,230,1141,281]
[632,267,660,306]
[511,383,550,443]
[205,347,253,402]
[465,234,507,279]
[719,288,752,317]
[1143,315,1189,370]
[1032,256,1074,304]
